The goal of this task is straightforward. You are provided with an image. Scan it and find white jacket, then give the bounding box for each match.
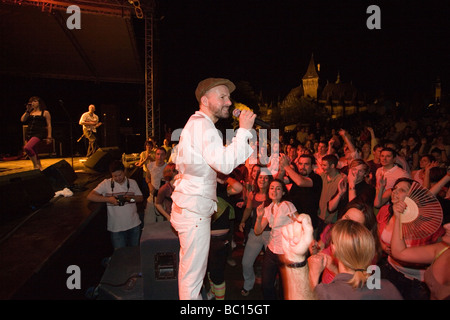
[172,111,253,216]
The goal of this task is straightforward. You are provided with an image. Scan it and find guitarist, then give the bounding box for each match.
[79,104,102,157]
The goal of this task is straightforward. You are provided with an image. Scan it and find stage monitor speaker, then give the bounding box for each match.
[0,170,54,222]
[140,221,180,300]
[97,246,143,300]
[84,150,112,172]
[0,175,31,222]
[42,160,77,191]
[84,147,121,172]
[99,146,121,160]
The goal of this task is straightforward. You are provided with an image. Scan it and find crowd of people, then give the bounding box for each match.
[147,101,450,300]
[129,107,448,300]
[85,77,449,300]
[239,107,450,300]
[253,114,449,300]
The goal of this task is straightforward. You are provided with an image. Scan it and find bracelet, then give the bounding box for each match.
[285,259,307,268]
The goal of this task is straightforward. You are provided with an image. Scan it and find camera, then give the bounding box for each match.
[115,195,135,206]
[116,195,126,206]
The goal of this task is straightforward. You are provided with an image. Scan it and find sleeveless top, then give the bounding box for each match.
[26,110,47,140]
[424,243,450,300]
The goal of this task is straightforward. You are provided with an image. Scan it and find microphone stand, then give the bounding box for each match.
[58,100,74,169]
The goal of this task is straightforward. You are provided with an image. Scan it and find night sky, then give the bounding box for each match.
[156,0,450,128]
[1,0,450,155]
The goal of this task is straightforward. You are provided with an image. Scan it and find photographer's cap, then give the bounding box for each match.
[195,78,236,103]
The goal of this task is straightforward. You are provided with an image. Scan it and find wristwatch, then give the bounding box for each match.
[285,259,307,268]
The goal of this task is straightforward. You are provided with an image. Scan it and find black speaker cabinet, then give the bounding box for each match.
[0,170,54,222]
[84,147,121,172]
[99,147,121,160]
[97,246,143,300]
[140,221,180,300]
[84,149,112,172]
[42,160,77,191]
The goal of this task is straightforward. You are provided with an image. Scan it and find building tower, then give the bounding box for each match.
[302,54,319,99]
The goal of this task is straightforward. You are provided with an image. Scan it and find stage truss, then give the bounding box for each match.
[2,0,159,142]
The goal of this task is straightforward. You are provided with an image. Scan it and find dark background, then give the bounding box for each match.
[1,0,449,156]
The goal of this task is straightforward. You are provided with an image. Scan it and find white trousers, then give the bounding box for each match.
[171,205,211,300]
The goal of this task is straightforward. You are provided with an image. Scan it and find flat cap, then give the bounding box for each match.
[195,78,236,103]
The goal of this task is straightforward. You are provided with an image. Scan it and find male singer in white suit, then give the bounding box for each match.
[171,78,256,300]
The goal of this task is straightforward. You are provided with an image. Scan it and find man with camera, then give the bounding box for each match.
[87,160,143,249]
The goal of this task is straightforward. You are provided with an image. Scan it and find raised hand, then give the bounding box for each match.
[281,214,314,263]
[393,200,407,218]
[337,176,348,195]
[378,173,386,189]
[425,161,439,172]
[308,252,329,281]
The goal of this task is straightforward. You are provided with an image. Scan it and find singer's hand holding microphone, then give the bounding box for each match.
[25,103,33,113]
[233,108,256,130]
[232,108,271,129]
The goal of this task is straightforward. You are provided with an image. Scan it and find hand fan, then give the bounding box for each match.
[400,181,443,240]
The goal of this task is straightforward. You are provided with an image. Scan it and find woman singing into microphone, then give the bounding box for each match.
[21,96,52,170]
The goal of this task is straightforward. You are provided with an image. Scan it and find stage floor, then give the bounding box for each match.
[0,156,110,299]
[0,156,265,301]
[0,156,89,176]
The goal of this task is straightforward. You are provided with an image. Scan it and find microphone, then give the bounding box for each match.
[232,108,270,128]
